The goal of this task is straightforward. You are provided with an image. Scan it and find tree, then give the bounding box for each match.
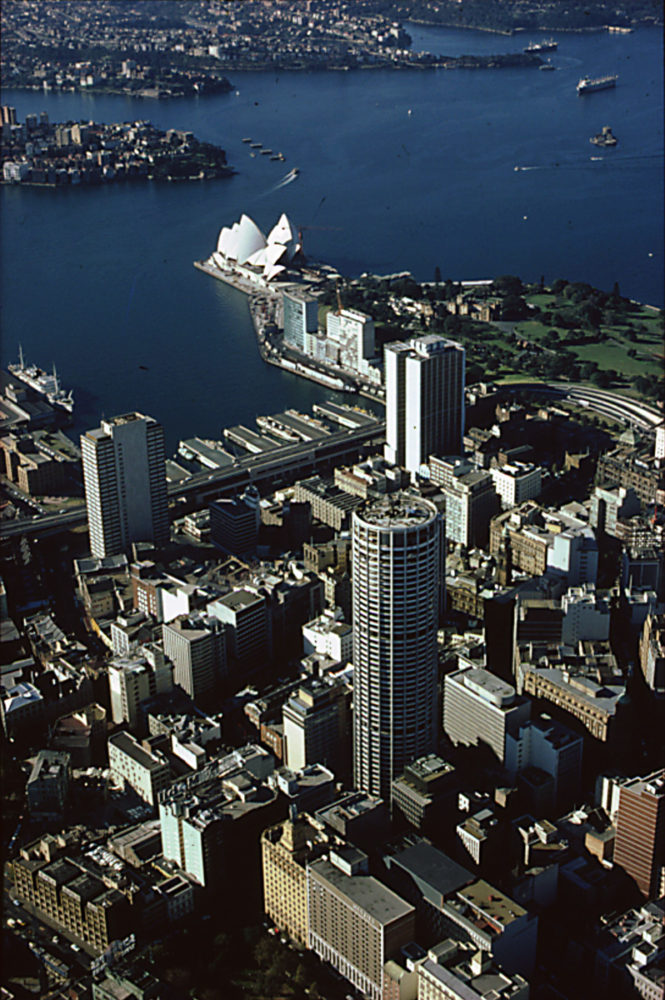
[492,274,524,297]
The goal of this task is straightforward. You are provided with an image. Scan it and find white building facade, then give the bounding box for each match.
[384,335,465,475]
[352,495,442,798]
[81,412,169,558]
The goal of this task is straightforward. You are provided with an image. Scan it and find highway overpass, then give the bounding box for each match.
[0,420,386,541]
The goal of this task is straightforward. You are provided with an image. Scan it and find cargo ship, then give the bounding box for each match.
[8,346,74,414]
[577,75,618,95]
[524,39,558,54]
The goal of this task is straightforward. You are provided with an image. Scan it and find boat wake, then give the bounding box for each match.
[270,168,300,192]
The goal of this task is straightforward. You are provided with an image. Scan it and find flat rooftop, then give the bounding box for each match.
[310,858,414,927]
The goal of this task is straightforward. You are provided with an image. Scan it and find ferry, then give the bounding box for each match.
[8,347,74,414]
[524,39,558,54]
[577,75,618,95]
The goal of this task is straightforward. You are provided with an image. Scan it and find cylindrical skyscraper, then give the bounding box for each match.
[352,494,442,799]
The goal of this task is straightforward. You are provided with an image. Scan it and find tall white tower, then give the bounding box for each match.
[384,334,465,474]
[352,494,442,799]
[81,412,169,558]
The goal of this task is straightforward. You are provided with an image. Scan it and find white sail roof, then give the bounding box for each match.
[214,211,300,280]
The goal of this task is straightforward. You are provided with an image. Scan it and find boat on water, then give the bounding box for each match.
[539,62,556,71]
[8,347,74,414]
[524,39,558,53]
[577,75,618,95]
[250,142,262,149]
[284,167,300,181]
[260,148,272,156]
[242,137,252,143]
[590,126,618,147]
[270,154,283,161]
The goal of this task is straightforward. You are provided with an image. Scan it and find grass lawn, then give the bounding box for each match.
[571,342,660,376]
[526,293,557,308]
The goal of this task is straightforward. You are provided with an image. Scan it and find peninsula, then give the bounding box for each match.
[1,113,232,188]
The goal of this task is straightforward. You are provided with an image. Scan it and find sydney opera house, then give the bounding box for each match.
[207,211,302,284]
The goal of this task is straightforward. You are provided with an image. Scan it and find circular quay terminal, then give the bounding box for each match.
[0,2,663,1000]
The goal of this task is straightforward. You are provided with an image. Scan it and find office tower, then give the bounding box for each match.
[162,613,227,702]
[443,668,531,764]
[207,589,270,666]
[282,676,351,780]
[353,495,441,799]
[159,746,277,889]
[282,290,319,351]
[81,412,168,558]
[209,489,259,554]
[108,646,173,730]
[326,307,375,373]
[384,334,465,474]
[107,731,171,807]
[443,470,501,548]
[613,769,665,898]
[391,754,456,834]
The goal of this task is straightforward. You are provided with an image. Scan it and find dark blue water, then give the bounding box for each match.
[1,25,662,450]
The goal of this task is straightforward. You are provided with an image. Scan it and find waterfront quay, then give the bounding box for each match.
[193,258,385,402]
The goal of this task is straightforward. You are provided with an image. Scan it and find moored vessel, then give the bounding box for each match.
[8,346,74,414]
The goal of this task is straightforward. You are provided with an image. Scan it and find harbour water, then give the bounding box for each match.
[1,24,662,450]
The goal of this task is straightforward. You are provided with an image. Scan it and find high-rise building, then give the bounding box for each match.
[443,470,501,549]
[162,613,227,702]
[209,488,260,554]
[325,308,375,373]
[108,645,174,731]
[353,495,442,799]
[613,769,665,898]
[384,334,465,474]
[283,290,319,351]
[443,668,531,764]
[282,676,351,780]
[81,413,168,558]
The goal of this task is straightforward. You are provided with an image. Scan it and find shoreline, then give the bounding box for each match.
[193,260,384,405]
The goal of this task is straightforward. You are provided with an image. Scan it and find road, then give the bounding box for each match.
[0,420,385,541]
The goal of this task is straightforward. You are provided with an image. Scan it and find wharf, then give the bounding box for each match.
[313,402,376,429]
[179,437,235,468]
[257,410,330,442]
[224,425,280,454]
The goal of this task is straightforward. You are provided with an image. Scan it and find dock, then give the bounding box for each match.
[179,437,235,468]
[224,425,280,454]
[313,401,377,429]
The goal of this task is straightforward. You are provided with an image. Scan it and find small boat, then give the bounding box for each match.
[590,126,618,147]
[242,137,252,143]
